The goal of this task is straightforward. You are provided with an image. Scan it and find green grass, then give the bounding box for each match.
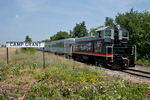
[137,57,150,67]
[134,54,150,67]
[0,49,150,99]
[21,47,36,54]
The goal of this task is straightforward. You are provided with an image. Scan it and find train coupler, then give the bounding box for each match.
[122,57,129,67]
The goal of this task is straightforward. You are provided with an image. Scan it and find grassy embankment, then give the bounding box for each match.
[0,49,149,99]
[136,55,150,67]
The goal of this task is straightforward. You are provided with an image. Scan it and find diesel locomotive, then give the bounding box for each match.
[44,24,136,69]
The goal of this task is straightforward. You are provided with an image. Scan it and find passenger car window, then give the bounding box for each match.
[105,30,111,36]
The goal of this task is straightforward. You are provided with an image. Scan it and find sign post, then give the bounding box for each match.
[6,42,45,68]
[43,48,45,68]
[6,48,9,64]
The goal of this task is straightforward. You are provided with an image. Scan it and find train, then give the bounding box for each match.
[42,23,136,69]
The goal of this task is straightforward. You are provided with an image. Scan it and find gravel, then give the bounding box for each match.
[93,65,150,84]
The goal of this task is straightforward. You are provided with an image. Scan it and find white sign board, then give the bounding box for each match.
[6,42,45,48]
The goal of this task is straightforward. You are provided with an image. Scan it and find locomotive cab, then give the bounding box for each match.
[95,25,129,44]
[102,24,129,44]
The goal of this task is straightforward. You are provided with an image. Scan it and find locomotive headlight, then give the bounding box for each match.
[117,25,120,29]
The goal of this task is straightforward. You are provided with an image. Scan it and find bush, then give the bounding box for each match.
[21,48,36,54]
[137,57,150,67]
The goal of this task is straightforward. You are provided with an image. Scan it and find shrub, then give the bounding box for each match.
[21,48,36,54]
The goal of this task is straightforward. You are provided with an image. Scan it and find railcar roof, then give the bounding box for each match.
[95,25,128,32]
[46,38,75,44]
[75,36,96,41]
[96,26,109,31]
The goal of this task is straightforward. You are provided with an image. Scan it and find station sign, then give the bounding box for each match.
[6,42,45,48]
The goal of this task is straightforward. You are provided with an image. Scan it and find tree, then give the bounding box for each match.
[70,21,88,38]
[22,35,35,54]
[50,31,70,41]
[90,28,97,36]
[90,26,104,36]
[105,17,114,26]
[25,35,32,42]
[42,39,51,42]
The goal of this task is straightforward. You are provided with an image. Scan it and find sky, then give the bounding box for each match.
[0,0,150,44]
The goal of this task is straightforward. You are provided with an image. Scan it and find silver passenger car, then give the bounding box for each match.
[45,38,75,56]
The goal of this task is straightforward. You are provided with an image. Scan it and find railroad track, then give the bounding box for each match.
[122,68,150,79]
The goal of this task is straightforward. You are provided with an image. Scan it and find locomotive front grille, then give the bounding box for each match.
[113,46,132,56]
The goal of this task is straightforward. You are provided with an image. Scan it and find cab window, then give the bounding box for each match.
[105,30,111,36]
[98,31,101,38]
[122,32,128,37]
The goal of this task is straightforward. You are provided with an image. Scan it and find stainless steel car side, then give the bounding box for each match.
[44,38,75,57]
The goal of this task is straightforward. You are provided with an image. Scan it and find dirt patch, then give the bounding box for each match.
[0,88,25,100]
[0,83,29,92]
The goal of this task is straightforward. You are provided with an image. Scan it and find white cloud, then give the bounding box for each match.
[16,15,20,19]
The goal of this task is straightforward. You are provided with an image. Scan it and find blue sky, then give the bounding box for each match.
[0,0,150,44]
